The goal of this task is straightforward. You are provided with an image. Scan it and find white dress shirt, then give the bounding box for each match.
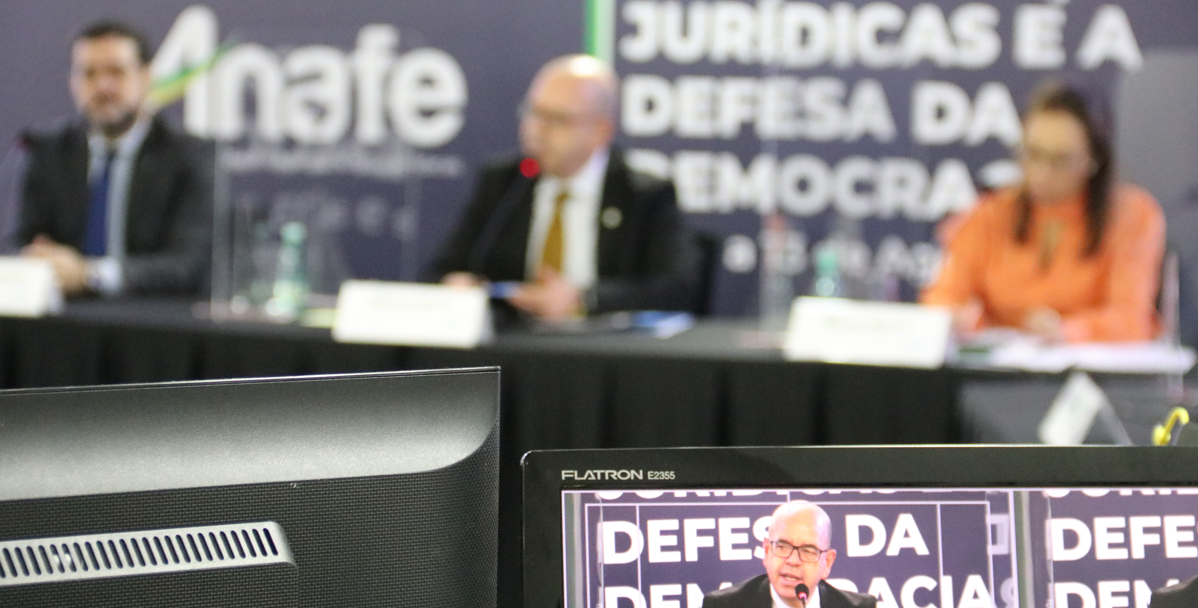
[85,118,151,295]
[524,148,610,288]
[771,581,820,608]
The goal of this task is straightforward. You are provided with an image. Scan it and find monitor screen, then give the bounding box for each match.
[523,446,1198,608]
[0,368,500,608]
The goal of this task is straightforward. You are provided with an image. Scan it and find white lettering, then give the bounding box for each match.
[1076,6,1143,71]
[902,575,938,608]
[1164,515,1197,558]
[620,2,658,63]
[1014,5,1066,69]
[606,587,647,608]
[647,519,681,563]
[684,518,716,562]
[1095,517,1129,560]
[1097,580,1129,608]
[1129,516,1161,559]
[1051,518,1093,562]
[959,574,994,608]
[600,521,644,565]
[887,513,931,556]
[1056,583,1096,608]
[649,584,682,608]
[846,514,887,557]
[718,517,753,561]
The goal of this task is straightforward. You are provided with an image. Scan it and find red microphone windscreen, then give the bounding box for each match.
[519,157,540,178]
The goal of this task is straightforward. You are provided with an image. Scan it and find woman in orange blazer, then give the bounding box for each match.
[921,81,1165,343]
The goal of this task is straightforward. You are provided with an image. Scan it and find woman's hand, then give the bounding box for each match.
[1023,307,1063,342]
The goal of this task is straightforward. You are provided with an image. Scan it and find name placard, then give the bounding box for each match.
[0,257,63,317]
[784,297,952,368]
[1038,371,1109,445]
[332,281,491,348]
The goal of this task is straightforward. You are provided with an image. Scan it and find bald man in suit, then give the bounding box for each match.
[429,55,696,321]
[704,501,877,608]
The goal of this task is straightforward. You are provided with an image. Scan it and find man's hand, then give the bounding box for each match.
[441,272,483,288]
[21,235,88,295]
[508,268,583,321]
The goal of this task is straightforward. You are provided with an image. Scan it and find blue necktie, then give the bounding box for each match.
[83,150,113,257]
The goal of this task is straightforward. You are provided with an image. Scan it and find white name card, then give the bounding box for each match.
[0,257,63,317]
[784,297,952,368]
[1039,371,1109,445]
[332,280,491,348]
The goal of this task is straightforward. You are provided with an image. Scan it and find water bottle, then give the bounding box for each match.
[812,247,844,298]
[758,213,796,331]
[266,221,309,321]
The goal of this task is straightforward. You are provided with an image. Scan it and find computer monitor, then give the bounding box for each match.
[523,446,1198,608]
[0,368,499,608]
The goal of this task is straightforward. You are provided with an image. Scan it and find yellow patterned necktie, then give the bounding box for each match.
[539,188,569,274]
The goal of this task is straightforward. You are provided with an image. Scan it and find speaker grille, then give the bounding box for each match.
[0,522,292,587]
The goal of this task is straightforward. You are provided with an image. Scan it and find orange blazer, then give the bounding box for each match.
[921,185,1165,342]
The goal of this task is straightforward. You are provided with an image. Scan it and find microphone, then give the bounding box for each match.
[794,583,809,608]
[466,157,540,275]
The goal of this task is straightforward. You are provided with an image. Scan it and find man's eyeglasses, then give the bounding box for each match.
[517,102,592,129]
[769,540,828,563]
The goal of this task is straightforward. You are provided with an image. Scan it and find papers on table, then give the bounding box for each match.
[958,330,1196,374]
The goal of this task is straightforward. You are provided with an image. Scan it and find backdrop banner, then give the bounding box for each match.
[1,1,1196,315]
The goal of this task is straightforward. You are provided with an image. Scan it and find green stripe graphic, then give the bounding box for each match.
[585,0,616,63]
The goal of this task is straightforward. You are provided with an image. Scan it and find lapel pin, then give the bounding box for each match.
[601,206,622,229]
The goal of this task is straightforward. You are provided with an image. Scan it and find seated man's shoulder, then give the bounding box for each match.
[822,581,878,608]
[702,574,769,607]
[611,152,672,195]
[471,152,529,186]
[1151,575,1198,607]
[19,116,85,149]
[625,166,673,197]
[147,116,207,148]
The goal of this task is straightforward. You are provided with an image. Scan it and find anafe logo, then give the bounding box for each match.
[151,5,468,147]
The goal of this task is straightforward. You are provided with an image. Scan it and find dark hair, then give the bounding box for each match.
[74,20,152,65]
[1014,79,1116,257]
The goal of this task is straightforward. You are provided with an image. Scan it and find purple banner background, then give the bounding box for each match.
[566,488,1198,608]
[567,489,1012,608]
[2,1,1197,315]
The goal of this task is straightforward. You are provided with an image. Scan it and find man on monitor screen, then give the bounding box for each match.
[427,54,697,322]
[703,501,876,608]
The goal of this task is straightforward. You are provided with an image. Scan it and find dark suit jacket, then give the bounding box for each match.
[703,575,877,608]
[427,148,698,314]
[17,115,213,295]
[1151,575,1198,608]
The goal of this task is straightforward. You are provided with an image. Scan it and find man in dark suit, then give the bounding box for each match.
[1151,575,1198,607]
[704,502,877,608]
[428,54,696,321]
[16,20,211,296]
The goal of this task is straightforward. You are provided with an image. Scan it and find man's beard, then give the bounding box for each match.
[91,106,140,139]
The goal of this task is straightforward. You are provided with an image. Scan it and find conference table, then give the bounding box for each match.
[0,298,964,445]
[3,297,1189,607]
[3,297,1189,449]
